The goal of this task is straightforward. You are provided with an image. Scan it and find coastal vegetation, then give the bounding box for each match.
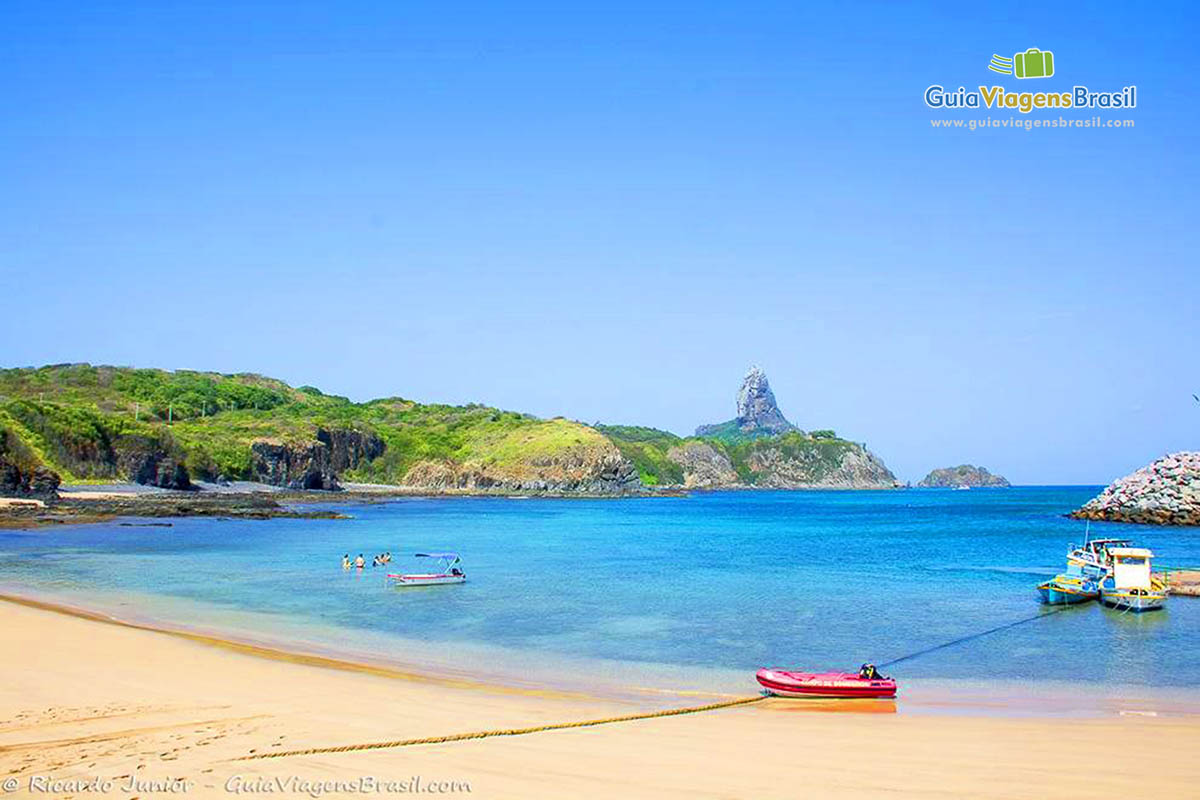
[0,363,895,495]
[0,364,605,490]
[594,425,687,486]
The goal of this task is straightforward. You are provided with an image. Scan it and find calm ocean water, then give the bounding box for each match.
[2,488,1199,691]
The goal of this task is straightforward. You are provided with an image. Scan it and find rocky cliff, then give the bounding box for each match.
[0,401,191,490]
[402,438,640,494]
[0,426,61,500]
[1071,452,1200,526]
[738,434,897,489]
[666,441,738,488]
[696,367,796,438]
[918,465,1010,488]
[250,428,385,491]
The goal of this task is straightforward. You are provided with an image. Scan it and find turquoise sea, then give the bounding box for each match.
[2,488,1199,693]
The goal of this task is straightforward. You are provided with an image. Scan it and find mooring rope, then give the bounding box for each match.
[237,694,768,761]
[238,606,1071,761]
[878,606,1069,669]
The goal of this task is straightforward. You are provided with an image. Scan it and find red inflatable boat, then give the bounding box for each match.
[756,667,897,699]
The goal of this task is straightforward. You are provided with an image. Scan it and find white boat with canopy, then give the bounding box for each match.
[386,553,466,587]
[1069,536,1133,579]
[1099,547,1166,612]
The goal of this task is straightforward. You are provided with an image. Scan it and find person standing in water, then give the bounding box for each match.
[354,554,365,569]
[341,554,351,569]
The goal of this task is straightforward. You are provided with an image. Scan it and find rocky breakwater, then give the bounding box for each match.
[251,428,384,491]
[1071,452,1200,526]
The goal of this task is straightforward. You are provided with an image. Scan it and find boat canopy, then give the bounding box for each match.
[1107,547,1153,558]
[1109,547,1154,589]
[415,552,460,559]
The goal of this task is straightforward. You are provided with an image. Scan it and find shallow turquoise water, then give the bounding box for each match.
[2,488,1198,689]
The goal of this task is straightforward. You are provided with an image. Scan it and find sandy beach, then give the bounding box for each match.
[0,596,1197,799]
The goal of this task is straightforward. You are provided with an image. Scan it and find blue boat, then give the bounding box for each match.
[1037,558,1099,605]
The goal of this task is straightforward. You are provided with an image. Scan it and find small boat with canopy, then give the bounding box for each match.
[1068,533,1133,579]
[386,553,466,587]
[1099,547,1166,612]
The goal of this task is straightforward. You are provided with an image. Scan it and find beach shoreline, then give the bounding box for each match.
[0,482,694,529]
[2,595,1199,798]
[4,587,1200,719]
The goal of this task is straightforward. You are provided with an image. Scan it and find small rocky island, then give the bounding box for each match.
[918,465,1010,488]
[1072,452,1200,526]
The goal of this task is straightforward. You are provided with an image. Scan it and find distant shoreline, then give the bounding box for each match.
[1,481,1110,529]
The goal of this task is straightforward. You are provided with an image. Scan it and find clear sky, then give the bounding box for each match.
[2,1,1197,484]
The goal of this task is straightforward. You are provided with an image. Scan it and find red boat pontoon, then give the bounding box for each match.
[756,666,897,699]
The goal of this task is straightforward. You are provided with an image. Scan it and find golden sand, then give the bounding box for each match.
[1,597,1198,799]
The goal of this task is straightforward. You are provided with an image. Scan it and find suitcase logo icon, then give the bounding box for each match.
[988,48,1055,79]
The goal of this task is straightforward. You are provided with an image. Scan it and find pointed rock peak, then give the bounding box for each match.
[735,366,794,434]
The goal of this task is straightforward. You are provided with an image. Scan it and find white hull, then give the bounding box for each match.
[1100,588,1165,612]
[388,574,466,587]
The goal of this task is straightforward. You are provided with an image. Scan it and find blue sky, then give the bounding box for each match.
[2,1,1197,484]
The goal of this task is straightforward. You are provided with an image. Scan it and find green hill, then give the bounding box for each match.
[0,364,637,493]
[0,363,898,496]
[598,424,894,489]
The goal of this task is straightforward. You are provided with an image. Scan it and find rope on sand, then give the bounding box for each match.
[236,695,768,761]
[238,608,1072,761]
